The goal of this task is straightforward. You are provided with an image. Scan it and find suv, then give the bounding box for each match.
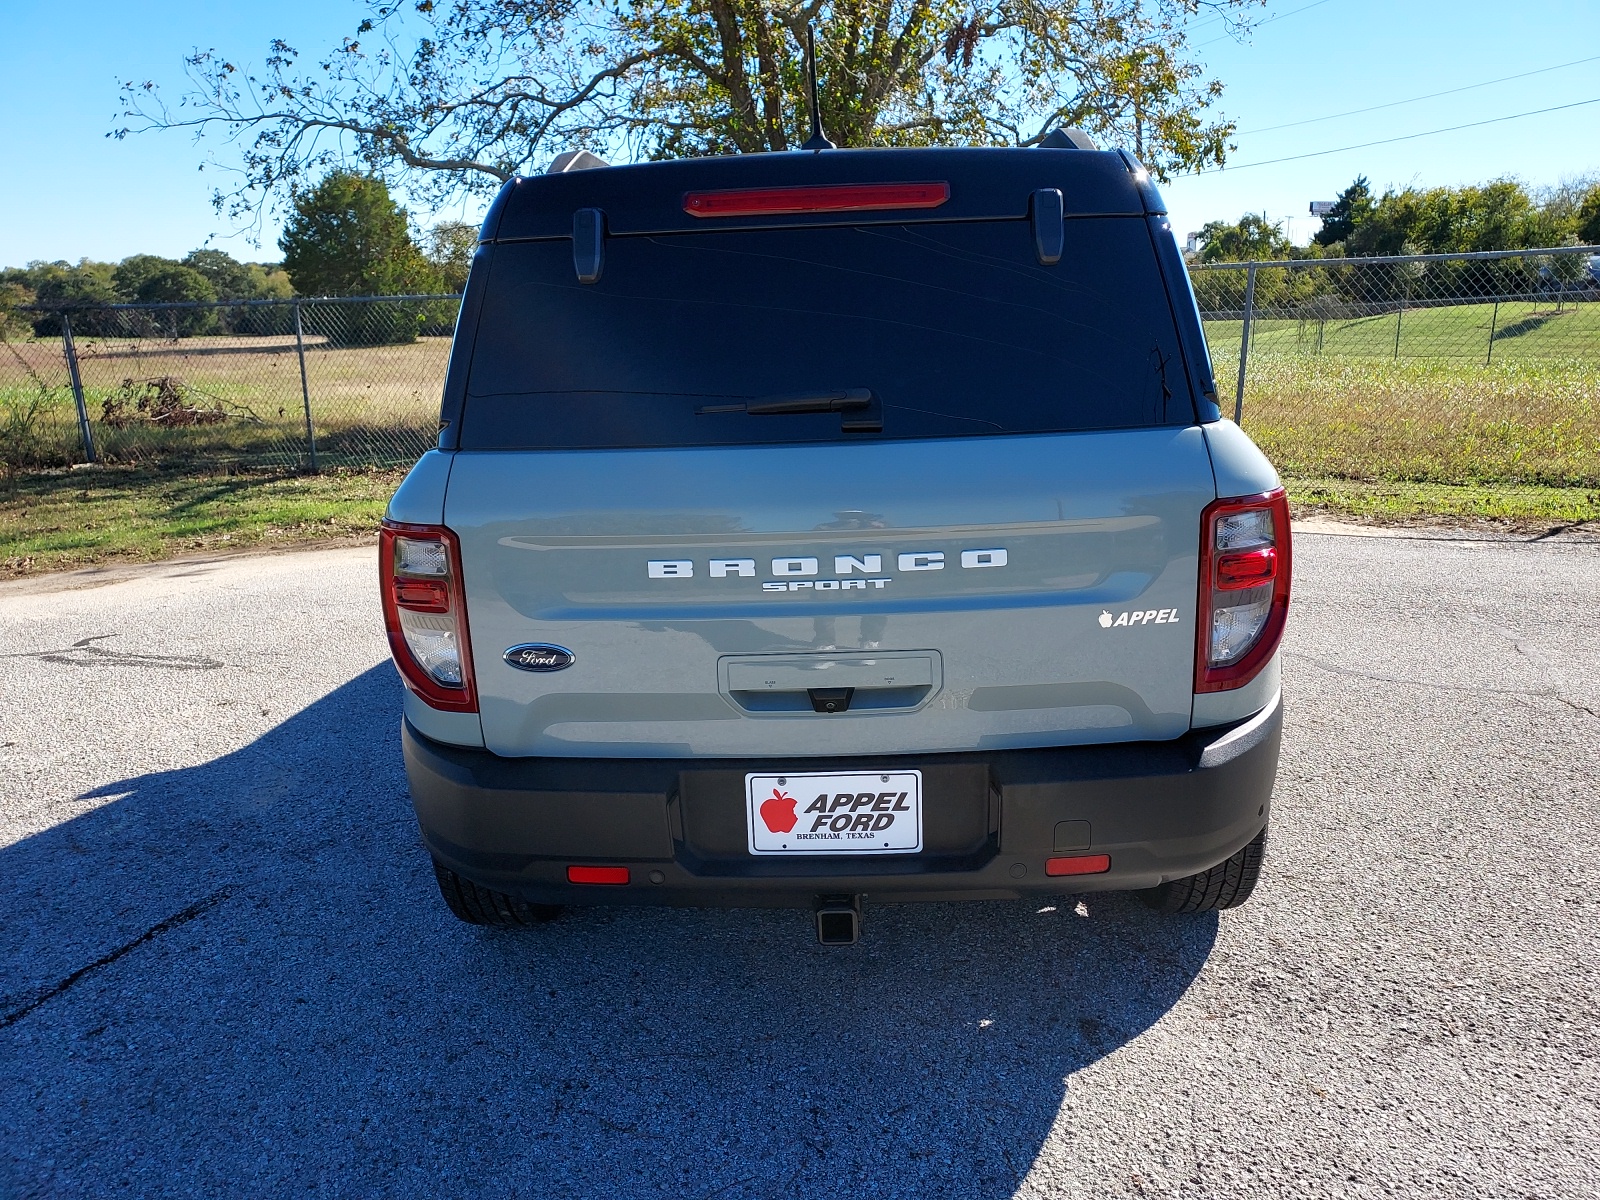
[381,142,1289,943]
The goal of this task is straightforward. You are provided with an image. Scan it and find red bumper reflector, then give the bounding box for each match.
[1045,854,1111,877]
[1216,546,1278,590]
[393,579,450,612]
[684,182,950,218]
[567,865,630,885]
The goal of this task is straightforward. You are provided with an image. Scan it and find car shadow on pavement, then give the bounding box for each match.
[2,665,1218,1199]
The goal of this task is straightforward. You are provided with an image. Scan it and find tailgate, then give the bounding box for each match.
[448,428,1212,758]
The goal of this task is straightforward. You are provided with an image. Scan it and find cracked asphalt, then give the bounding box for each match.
[2,526,1597,1199]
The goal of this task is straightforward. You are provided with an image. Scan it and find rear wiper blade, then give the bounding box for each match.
[698,388,873,416]
[698,388,882,432]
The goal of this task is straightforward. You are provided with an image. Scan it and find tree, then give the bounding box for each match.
[182,248,297,302]
[115,0,1262,220]
[1312,176,1371,248]
[425,222,480,294]
[24,261,121,336]
[107,256,219,336]
[1196,213,1290,263]
[182,249,258,300]
[113,256,218,305]
[278,172,438,297]
[1576,183,1600,245]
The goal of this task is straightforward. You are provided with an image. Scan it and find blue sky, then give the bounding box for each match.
[2,0,1595,267]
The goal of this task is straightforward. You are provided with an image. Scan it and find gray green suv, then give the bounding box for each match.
[381,140,1289,942]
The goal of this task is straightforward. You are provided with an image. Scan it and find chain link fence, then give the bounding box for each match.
[5,247,1599,521]
[1192,245,1600,521]
[1,296,458,476]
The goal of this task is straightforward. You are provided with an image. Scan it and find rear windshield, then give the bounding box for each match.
[459,217,1191,450]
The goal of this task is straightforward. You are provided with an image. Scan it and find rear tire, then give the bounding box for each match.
[1142,827,1267,913]
[431,858,563,927]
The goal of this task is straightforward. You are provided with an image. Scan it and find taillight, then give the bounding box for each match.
[1196,489,1291,693]
[379,520,477,712]
[683,182,950,218]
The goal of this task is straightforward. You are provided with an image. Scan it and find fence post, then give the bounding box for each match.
[293,300,319,473]
[1233,263,1257,425]
[59,313,96,464]
[1393,291,1406,361]
[1486,299,1499,365]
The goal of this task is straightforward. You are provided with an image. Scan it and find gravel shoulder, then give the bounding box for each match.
[1,533,1596,1199]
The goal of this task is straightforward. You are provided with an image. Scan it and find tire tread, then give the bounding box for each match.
[431,859,561,927]
[1143,827,1266,914]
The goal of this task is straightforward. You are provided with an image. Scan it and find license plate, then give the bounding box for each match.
[745,770,923,855]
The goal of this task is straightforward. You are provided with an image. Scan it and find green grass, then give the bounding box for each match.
[1201,296,1600,361]
[0,464,402,576]
[1205,354,1600,522]
[1285,478,1598,523]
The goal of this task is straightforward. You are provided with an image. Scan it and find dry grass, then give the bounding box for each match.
[5,328,1598,525]
[0,335,446,469]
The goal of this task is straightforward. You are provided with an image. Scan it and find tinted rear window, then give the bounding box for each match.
[460,217,1191,450]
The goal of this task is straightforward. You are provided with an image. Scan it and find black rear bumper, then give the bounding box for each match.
[405,693,1282,907]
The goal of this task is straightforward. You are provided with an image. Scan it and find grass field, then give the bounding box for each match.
[0,464,401,576]
[1,299,1597,577]
[1,333,445,469]
[1201,296,1600,362]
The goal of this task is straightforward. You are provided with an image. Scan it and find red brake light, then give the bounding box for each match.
[1195,489,1292,694]
[683,181,950,218]
[379,520,478,713]
[567,866,630,885]
[1215,546,1278,590]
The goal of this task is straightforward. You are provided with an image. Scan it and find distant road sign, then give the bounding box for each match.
[1309,201,1337,216]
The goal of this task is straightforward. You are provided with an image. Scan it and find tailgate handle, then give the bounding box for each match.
[573,207,605,283]
[1032,188,1064,265]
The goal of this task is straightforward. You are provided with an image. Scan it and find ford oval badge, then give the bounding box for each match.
[503,643,575,672]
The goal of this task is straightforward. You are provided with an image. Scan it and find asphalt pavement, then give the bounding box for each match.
[2,526,1597,1199]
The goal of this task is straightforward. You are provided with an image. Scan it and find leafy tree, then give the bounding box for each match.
[108,256,219,335]
[115,0,1262,219]
[23,261,121,335]
[113,256,218,305]
[29,260,119,309]
[279,171,440,344]
[1312,176,1371,248]
[426,222,480,294]
[182,249,297,304]
[1196,213,1291,263]
[182,249,259,299]
[278,172,439,297]
[1317,179,1556,257]
[0,281,32,338]
[244,262,295,299]
[1576,183,1600,245]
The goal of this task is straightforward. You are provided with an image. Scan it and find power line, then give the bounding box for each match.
[1236,54,1600,136]
[1199,96,1600,174]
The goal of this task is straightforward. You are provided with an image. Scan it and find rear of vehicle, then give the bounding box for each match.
[383,146,1289,938]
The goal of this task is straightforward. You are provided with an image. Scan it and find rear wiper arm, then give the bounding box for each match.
[698,388,881,432]
[700,388,871,415]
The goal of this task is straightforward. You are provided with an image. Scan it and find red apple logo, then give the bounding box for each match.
[760,789,798,834]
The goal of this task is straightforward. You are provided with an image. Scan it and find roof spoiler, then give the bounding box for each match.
[1037,128,1098,150]
[546,149,610,174]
